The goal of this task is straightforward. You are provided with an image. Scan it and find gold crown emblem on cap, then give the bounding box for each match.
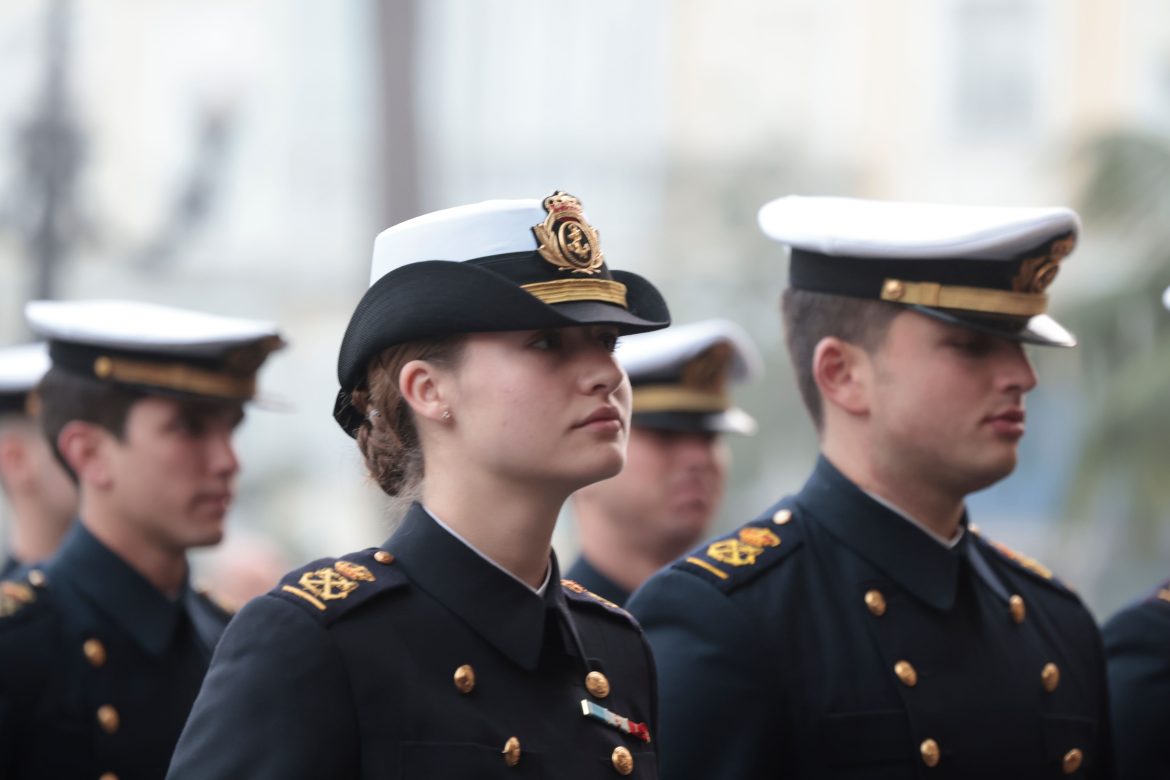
[533,191,605,275]
[1012,235,1074,295]
[681,343,733,396]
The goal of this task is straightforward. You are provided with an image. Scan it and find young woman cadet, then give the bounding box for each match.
[166,191,670,779]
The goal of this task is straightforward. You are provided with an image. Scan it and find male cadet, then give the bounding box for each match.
[567,318,762,606]
[0,299,284,780]
[628,197,1114,778]
[0,343,77,576]
[1102,283,1170,779]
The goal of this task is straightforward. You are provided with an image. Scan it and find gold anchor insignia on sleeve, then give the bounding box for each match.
[281,560,376,611]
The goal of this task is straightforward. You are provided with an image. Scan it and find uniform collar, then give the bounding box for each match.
[565,555,631,607]
[385,504,567,671]
[797,456,966,611]
[46,523,189,655]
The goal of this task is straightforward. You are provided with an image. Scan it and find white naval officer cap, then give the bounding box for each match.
[25,300,285,403]
[0,343,50,416]
[757,196,1081,347]
[617,318,764,436]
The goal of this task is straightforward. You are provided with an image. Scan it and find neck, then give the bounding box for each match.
[573,505,666,595]
[421,461,563,589]
[79,497,188,596]
[6,501,72,565]
[821,431,965,541]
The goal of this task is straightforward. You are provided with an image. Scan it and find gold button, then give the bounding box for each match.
[453,664,475,694]
[864,589,887,617]
[1042,662,1061,693]
[99,774,119,780]
[894,660,918,687]
[920,738,940,767]
[611,746,634,775]
[1009,594,1026,624]
[883,279,906,301]
[96,704,119,734]
[585,670,610,698]
[27,569,45,588]
[373,550,394,565]
[83,638,107,668]
[93,356,113,378]
[1062,748,1083,774]
[772,509,793,525]
[502,736,521,767]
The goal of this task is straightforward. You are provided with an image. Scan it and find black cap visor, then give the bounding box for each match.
[909,306,1076,348]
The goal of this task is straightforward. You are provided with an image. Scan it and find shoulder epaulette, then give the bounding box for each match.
[674,500,804,591]
[0,568,49,622]
[271,548,407,625]
[983,536,1074,595]
[561,579,635,622]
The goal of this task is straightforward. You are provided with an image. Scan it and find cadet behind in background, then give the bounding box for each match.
[567,318,762,605]
[0,300,284,780]
[1102,282,1170,779]
[629,196,1114,778]
[0,343,76,577]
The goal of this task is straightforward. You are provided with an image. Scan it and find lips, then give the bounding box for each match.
[984,408,1026,438]
[575,406,622,429]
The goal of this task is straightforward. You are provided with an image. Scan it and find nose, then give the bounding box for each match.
[208,430,240,478]
[674,433,719,470]
[581,347,625,397]
[1000,342,1038,395]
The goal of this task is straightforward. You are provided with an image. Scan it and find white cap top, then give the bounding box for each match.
[618,319,764,384]
[26,300,282,357]
[0,343,50,394]
[758,196,1080,260]
[369,199,546,286]
[1163,285,1170,311]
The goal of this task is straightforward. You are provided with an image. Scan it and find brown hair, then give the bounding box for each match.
[780,288,902,431]
[37,367,145,480]
[349,335,466,500]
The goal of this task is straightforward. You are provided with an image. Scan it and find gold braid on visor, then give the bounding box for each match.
[92,356,256,400]
[520,279,628,308]
[880,279,1047,316]
[632,386,730,414]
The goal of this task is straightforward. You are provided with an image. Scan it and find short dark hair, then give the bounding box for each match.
[780,288,902,430]
[37,367,145,479]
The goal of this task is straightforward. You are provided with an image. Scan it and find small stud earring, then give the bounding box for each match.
[441,409,451,422]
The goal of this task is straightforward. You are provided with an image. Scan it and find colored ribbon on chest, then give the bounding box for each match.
[580,699,651,742]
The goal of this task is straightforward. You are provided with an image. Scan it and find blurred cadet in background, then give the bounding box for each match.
[169,192,670,778]
[1102,282,1170,779]
[0,343,76,577]
[567,318,762,606]
[0,300,284,780]
[630,197,1114,778]
[194,528,293,612]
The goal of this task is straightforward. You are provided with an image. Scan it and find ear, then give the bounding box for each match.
[57,421,114,488]
[398,359,450,424]
[812,336,871,418]
[0,432,30,486]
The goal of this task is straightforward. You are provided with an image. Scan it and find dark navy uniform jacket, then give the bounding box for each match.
[167,504,659,779]
[628,456,1113,779]
[566,555,631,608]
[0,523,231,779]
[1103,580,1170,778]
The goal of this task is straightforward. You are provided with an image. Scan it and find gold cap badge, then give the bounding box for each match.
[532,191,605,275]
[1013,235,1075,294]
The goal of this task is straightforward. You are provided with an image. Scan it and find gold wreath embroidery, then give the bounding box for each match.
[532,191,605,275]
[333,560,375,582]
[738,527,781,549]
[707,539,765,567]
